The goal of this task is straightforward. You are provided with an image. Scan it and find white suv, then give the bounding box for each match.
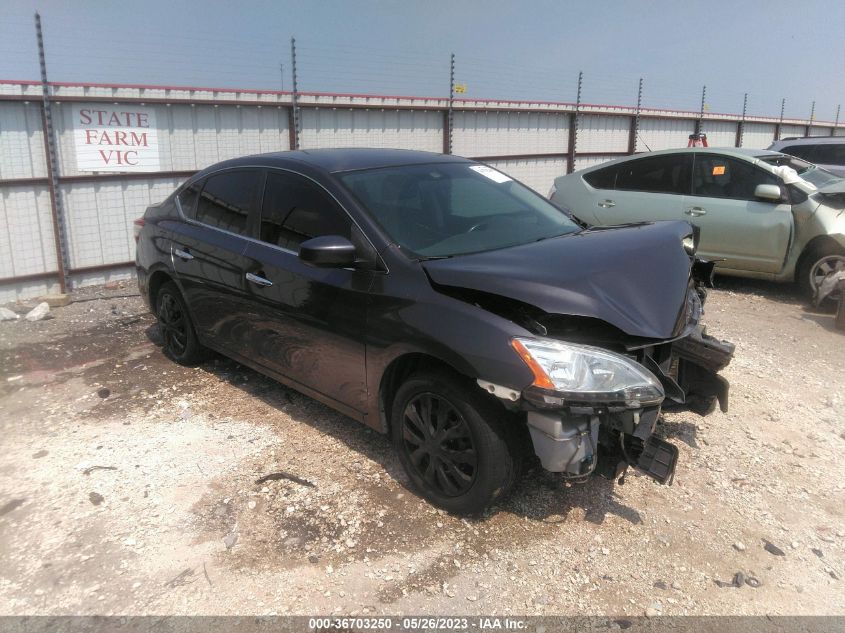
[769,137,845,177]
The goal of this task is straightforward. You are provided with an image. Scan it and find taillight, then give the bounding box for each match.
[133,218,145,242]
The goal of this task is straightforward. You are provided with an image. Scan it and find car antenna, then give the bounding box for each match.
[638,134,652,152]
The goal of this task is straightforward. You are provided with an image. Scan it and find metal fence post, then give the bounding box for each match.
[35,12,70,294]
[833,105,841,137]
[807,100,815,136]
[774,98,785,141]
[444,53,455,155]
[289,38,300,150]
[628,77,643,154]
[695,85,706,137]
[735,92,747,147]
[566,71,582,174]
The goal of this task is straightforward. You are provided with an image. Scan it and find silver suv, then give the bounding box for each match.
[768,136,845,177]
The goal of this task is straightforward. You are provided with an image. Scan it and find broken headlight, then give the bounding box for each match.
[511,337,664,407]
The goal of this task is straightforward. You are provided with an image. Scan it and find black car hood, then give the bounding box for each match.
[422,221,694,340]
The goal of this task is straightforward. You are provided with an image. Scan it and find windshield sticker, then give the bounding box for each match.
[712,165,725,176]
[470,165,512,183]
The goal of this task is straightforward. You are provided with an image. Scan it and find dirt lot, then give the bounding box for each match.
[0,278,843,617]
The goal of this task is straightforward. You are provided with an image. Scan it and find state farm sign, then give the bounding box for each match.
[73,105,160,172]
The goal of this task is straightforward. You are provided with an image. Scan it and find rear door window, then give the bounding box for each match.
[780,144,817,162]
[260,170,351,251]
[691,155,780,201]
[196,170,261,236]
[615,154,692,194]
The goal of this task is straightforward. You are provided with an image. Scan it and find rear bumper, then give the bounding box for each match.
[136,265,151,311]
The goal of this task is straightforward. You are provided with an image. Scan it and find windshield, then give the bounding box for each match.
[338,163,581,258]
[758,154,842,188]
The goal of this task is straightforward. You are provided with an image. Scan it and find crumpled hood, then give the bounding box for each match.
[422,220,694,340]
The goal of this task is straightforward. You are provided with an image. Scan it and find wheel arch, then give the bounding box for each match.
[795,235,845,283]
[377,352,471,434]
[148,269,176,310]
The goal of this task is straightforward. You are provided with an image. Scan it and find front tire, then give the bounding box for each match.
[390,369,521,515]
[155,281,209,365]
[797,243,845,302]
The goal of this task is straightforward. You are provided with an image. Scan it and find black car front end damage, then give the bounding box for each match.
[422,219,734,489]
[508,261,733,486]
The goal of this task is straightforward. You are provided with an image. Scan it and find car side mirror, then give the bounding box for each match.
[299,235,357,267]
[754,183,782,202]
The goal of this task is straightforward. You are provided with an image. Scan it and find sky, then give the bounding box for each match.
[2,0,843,121]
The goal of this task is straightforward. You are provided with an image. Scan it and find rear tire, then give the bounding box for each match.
[390,369,522,515]
[797,242,845,302]
[155,281,209,365]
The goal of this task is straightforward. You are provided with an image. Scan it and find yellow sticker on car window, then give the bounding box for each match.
[712,165,726,176]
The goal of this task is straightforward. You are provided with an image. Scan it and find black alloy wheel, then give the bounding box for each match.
[391,369,523,515]
[400,393,477,497]
[158,291,188,358]
[155,281,208,365]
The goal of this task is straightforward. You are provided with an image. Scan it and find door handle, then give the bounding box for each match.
[598,199,616,208]
[685,207,707,217]
[246,272,273,287]
[173,247,194,261]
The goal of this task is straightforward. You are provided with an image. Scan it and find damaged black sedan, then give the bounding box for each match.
[135,148,734,514]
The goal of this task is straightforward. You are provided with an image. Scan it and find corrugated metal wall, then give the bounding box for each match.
[637,118,696,151]
[779,124,806,139]
[0,101,47,179]
[702,121,737,148]
[0,185,56,276]
[578,115,629,153]
[452,111,569,157]
[301,108,441,151]
[742,123,777,149]
[1,81,842,302]
[485,157,568,194]
[61,178,185,269]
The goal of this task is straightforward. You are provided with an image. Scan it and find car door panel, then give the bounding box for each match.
[170,221,251,346]
[588,153,691,225]
[237,169,371,414]
[681,195,792,272]
[170,171,261,352]
[689,155,792,273]
[593,190,686,225]
[241,243,372,412]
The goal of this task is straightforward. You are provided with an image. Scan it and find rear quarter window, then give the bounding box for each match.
[583,166,616,189]
[177,180,202,220]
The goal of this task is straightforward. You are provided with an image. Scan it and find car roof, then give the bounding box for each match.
[771,136,844,145]
[204,148,471,175]
[572,147,785,173]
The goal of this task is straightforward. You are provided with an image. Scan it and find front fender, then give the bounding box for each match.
[364,281,535,424]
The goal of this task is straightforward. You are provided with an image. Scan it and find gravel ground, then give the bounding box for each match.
[0,278,843,617]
